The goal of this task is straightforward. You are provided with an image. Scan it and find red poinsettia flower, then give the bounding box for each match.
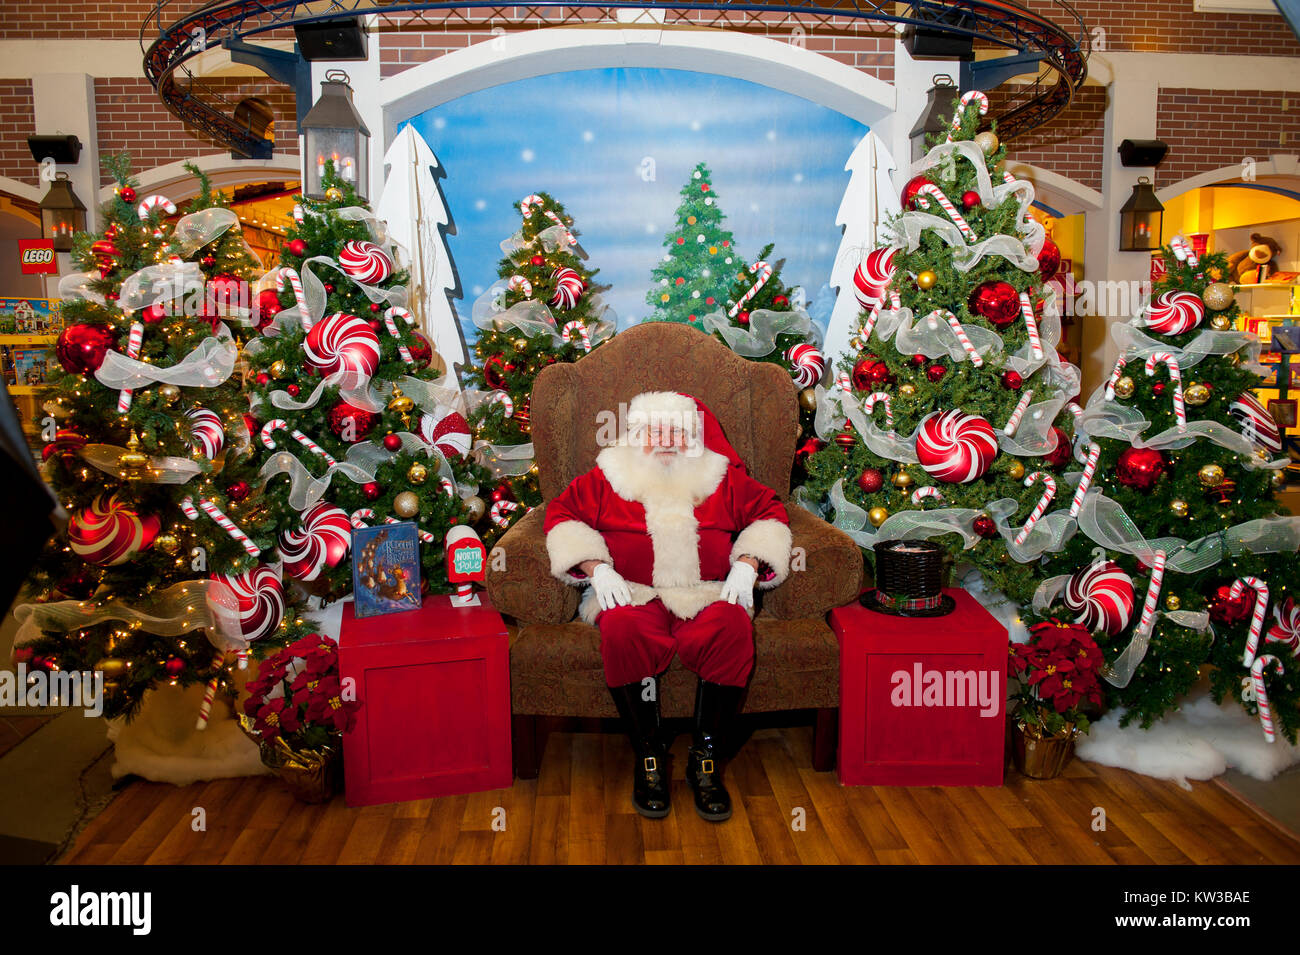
[290,669,323,709]
[288,634,335,658]
[252,696,301,742]
[305,675,358,734]
[303,648,336,676]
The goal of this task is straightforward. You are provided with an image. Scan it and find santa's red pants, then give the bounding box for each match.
[594,598,753,687]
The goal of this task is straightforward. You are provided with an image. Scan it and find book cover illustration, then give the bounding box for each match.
[351,522,423,618]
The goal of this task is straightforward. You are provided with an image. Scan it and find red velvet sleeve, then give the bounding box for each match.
[726,468,789,584]
[544,467,609,579]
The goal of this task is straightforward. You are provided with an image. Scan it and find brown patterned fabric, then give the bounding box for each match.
[485,505,576,624]
[764,506,865,618]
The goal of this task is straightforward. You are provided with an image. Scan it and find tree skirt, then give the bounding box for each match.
[1077,689,1300,788]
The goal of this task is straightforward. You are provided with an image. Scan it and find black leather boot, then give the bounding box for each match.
[686,679,744,822]
[608,679,670,818]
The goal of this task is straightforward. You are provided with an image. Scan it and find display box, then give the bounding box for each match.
[830,588,1007,787]
[339,594,512,806]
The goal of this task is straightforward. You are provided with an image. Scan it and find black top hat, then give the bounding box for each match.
[859,539,955,616]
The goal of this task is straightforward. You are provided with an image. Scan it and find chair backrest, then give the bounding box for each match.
[530,322,799,502]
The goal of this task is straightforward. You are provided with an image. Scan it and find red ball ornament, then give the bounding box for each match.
[901,174,931,210]
[119,186,136,203]
[968,281,1020,328]
[255,289,283,328]
[973,514,998,539]
[1001,370,1023,390]
[491,483,514,503]
[530,255,545,266]
[1208,584,1253,627]
[141,302,169,325]
[383,433,402,452]
[287,239,308,257]
[834,432,857,449]
[12,647,33,665]
[911,354,927,367]
[105,291,119,302]
[369,302,382,313]
[961,190,981,210]
[1037,238,1062,279]
[852,356,889,390]
[773,295,789,307]
[368,320,382,333]
[737,311,750,326]
[407,330,433,368]
[226,481,250,502]
[287,384,300,397]
[200,254,216,268]
[165,657,186,677]
[328,401,379,442]
[208,273,243,306]
[857,468,884,493]
[1116,447,1168,492]
[242,414,259,439]
[484,354,508,389]
[1152,381,1166,396]
[794,437,825,467]
[363,482,382,501]
[323,283,335,294]
[56,324,116,375]
[255,373,270,386]
[55,571,96,600]
[1042,426,1073,468]
[925,363,947,383]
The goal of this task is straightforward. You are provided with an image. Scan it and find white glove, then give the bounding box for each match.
[719,560,758,609]
[590,562,632,612]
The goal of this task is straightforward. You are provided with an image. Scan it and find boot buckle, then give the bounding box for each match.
[643,755,658,772]
[700,758,714,775]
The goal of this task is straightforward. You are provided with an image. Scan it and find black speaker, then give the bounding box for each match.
[294,17,367,61]
[1118,139,1169,167]
[27,134,81,165]
[904,24,975,61]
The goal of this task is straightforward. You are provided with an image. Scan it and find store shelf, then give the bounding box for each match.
[6,385,46,396]
[0,335,57,346]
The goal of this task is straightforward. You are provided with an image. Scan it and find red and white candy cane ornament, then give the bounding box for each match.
[186,407,225,459]
[1002,388,1035,437]
[276,267,310,330]
[928,309,983,367]
[491,499,520,528]
[117,321,144,412]
[1134,550,1167,638]
[561,320,592,352]
[180,495,261,556]
[507,274,533,299]
[292,204,304,225]
[863,391,893,434]
[1013,471,1057,546]
[349,507,435,543]
[519,195,576,245]
[1018,292,1044,360]
[1170,235,1199,268]
[195,648,226,730]
[136,194,176,220]
[835,370,853,394]
[1143,352,1185,431]
[1230,576,1270,668]
[519,194,544,216]
[1104,356,1128,400]
[383,306,416,366]
[911,486,944,505]
[490,391,514,419]
[1069,442,1101,518]
[260,419,338,468]
[945,90,989,141]
[913,184,976,242]
[852,306,881,350]
[728,261,773,318]
[1250,654,1285,743]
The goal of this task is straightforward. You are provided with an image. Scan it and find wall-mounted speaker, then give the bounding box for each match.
[27,134,81,165]
[1118,139,1169,167]
[294,18,368,61]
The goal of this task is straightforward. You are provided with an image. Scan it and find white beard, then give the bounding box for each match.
[595,442,728,507]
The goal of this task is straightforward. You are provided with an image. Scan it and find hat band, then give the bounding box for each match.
[876,591,944,612]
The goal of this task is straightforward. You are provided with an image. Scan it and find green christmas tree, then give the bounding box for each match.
[645,163,740,326]
[1037,242,1300,741]
[244,162,490,599]
[16,154,306,720]
[463,191,615,545]
[797,97,1076,607]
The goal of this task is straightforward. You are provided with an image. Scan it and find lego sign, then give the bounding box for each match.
[19,240,57,275]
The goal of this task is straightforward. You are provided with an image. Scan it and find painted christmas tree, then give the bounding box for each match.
[15,154,306,721]
[796,92,1077,607]
[645,163,740,326]
[244,162,490,600]
[462,191,615,544]
[1037,239,1300,741]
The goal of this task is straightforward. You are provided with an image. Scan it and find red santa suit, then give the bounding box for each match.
[544,392,792,687]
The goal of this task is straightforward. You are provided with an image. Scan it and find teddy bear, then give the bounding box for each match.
[1227,233,1283,284]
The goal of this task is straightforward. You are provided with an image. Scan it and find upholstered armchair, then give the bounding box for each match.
[485,321,863,776]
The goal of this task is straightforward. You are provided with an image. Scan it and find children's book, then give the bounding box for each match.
[351,522,423,618]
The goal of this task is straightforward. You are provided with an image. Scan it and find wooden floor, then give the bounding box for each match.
[60,726,1300,865]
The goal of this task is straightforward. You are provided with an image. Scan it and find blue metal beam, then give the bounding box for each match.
[223,38,313,132]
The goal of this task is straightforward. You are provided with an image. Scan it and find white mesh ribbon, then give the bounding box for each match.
[700,306,821,358]
[500,224,588,260]
[117,261,204,313]
[259,451,376,511]
[92,322,237,390]
[77,443,203,484]
[171,208,241,258]
[473,440,536,479]
[1115,323,1265,372]
[470,280,615,346]
[57,270,107,305]
[300,254,407,326]
[13,581,216,648]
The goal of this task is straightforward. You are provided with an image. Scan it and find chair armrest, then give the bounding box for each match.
[763,506,863,619]
[484,504,579,625]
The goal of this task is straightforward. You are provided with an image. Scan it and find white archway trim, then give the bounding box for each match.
[0,177,42,204]
[377,27,896,137]
[1157,156,1300,201]
[100,154,303,203]
[1003,162,1103,215]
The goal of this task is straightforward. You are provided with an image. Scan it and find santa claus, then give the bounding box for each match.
[544,390,792,821]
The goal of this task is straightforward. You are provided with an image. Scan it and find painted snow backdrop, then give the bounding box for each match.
[400,68,870,350]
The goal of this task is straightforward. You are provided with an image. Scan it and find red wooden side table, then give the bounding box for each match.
[339,594,512,806]
[830,587,1007,787]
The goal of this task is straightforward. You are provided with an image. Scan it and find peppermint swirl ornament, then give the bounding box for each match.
[304,312,380,386]
[420,409,472,458]
[785,343,825,388]
[207,565,285,646]
[1062,560,1135,637]
[1229,391,1282,455]
[186,407,225,459]
[1143,290,1205,335]
[853,247,896,311]
[279,502,352,581]
[68,493,161,566]
[549,267,585,310]
[338,240,393,285]
[914,410,998,483]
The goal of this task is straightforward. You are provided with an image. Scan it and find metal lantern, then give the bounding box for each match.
[301,69,370,201]
[39,172,86,253]
[1118,177,1164,252]
[909,75,959,163]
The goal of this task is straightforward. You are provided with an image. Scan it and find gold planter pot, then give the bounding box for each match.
[239,715,342,803]
[1012,721,1077,780]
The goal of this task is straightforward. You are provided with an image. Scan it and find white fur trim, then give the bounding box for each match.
[730,518,793,590]
[546,520,613,584]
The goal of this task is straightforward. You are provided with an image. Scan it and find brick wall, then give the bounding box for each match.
[0,80,36,185]
[999,84,1107,190]
[94,77,298,185]
[1157,88,1300,186]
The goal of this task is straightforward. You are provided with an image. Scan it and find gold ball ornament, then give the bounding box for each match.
[1184,383,1211,406]
[94,658,128,679]
[393,491,420,519]
[1201,282,1234,311]
[464,495,486,523]
[406,462,428,485]
[158,383,180,404]
[868,506,889,528]
[514,338,529,351]
[798,388,819,412]
[891,470,914,490]
[974,131,1000,155]
[1271,469,1288,490]
[387,386,415,417]
[117,432,149,473]
[270,360,287,380]
[156,533,180,555]
[1113,376,1135,400]
[1210,313,1233,331]
[1170,499,1189,518]
[917,270,938,291]
[1198,463,1225,488]
[1165,594,1182,611]
[899,383,917,397]
[325,186,344,201]
[1008,460,1026,480]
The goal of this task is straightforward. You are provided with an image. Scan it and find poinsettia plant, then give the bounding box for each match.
[1008,619,1105,739]
[242,634,361,752]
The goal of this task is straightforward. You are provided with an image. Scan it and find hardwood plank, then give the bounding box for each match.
[604,812,643,865]
[412,795,469,865]
[754,737,838,864]
[712,792,764,865]
[796,766,878,864]
[452,829,494,864]
[107,783,203,865]
[974,782,1042,830]
[490,779,536,865]
[944,787,1037,866]
[1229,823,1300,865]
[298,795,358,865]
[645,849,685,864]
[675,781,725,864]
[336,804,396,864]
[221,826,277,864]
[844,786,909,853]
[259,800,329,865]
[529,794,569,864]
[568,732,607,863]
[537,731,572,797]
[1012,780,1119,864]
[908,787,999,865]
[376,817,426,864]
[744,795,801,865]
[874,848,920,864]
[874,787,956,864]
